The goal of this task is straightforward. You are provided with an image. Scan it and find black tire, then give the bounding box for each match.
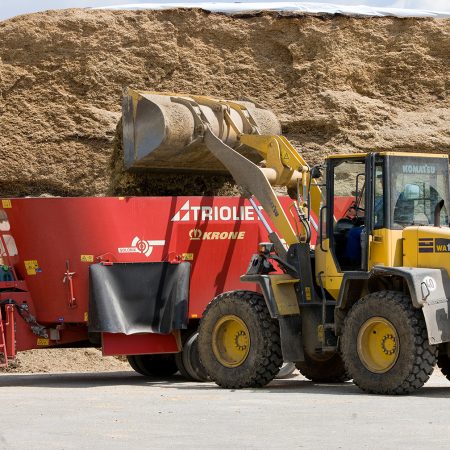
[341,290,437,395]
[175,352,192,379]
[437,353,450,380]
[175,332,208,382]
[127,354,178,377]
[296,352,349,382]
[198,290,282,389]
[183,332,209,381]
[127,355,147,376]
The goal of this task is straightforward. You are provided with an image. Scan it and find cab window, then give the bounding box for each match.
[391,157,449,228]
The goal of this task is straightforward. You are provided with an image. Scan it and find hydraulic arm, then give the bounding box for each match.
[122,89,322,254]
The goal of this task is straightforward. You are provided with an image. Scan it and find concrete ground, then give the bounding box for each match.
[1,370,450,449]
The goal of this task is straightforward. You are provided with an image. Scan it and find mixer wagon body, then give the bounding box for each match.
[0,195,301,364]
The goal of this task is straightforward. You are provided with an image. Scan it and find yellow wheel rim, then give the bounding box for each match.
[212,315,250,368]
[357,316,399,373]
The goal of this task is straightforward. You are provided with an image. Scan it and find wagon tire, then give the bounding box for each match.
[127,354,178,377]
[127,355,146,375]
[175,332,208,382]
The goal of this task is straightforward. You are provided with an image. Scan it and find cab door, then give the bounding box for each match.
[315,154,374,299]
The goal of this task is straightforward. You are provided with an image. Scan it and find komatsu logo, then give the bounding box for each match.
[118,236,165,257]
[189,229,245,241]
[418,237,450,253]
[402,164,436,175]
[171,200,258,222]
[435,238,450,253]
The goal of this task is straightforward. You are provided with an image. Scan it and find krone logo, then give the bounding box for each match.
[189,229,245,241]
[189,229,203,240]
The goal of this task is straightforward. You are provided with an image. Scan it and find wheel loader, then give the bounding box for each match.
[123,88,450,394]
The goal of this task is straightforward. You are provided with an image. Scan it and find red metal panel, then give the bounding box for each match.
[0,291,36,353]
[0,195,309,353]
[102,332,180,356]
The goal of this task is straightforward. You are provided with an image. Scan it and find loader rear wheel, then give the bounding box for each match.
[175,332,208,382]
[127,354,178,377]
[198,291,282,388]
[341,290,437,395]
[437,353,450,380]
[295,352,349,382]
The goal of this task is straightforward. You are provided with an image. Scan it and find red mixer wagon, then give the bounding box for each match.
[0,195,303,379]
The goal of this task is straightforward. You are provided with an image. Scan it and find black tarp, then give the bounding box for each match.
[88,262,190,335]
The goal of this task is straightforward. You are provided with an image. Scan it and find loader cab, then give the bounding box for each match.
[324,154,373,272]
[319,153,450,277]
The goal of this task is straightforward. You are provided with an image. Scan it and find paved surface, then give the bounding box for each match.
[1,370,450,449]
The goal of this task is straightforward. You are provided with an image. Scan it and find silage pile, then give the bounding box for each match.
[1,8,450,372]
[1,8,450,197]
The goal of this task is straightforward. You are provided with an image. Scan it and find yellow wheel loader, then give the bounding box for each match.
[123,89,450,394]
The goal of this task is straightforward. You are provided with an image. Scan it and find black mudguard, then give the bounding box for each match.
[88,262,189,335]
[241,273,305,361]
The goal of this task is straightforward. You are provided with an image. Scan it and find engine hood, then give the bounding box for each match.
[403,226,450,274]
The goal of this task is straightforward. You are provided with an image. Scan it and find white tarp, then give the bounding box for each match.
[94,2,450,18]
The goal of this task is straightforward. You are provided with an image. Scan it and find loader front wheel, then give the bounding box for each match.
[127,354,178,377]
[341,290,436,395]
[296,352,349,383]
[198,291,282,388]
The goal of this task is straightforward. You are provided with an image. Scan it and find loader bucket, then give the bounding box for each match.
[122,89,281,173]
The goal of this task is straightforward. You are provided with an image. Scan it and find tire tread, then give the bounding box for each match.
[198,290,282,389]
[341,290,436,395]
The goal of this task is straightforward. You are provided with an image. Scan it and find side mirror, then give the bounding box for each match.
[404,184,420,200]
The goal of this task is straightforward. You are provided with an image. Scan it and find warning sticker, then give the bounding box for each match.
[24,260,40,275]
[305,286,312,301]
[81,255,94,262]
[2,200,12,209]
[37,338,49,346]
[181,253,194,261]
